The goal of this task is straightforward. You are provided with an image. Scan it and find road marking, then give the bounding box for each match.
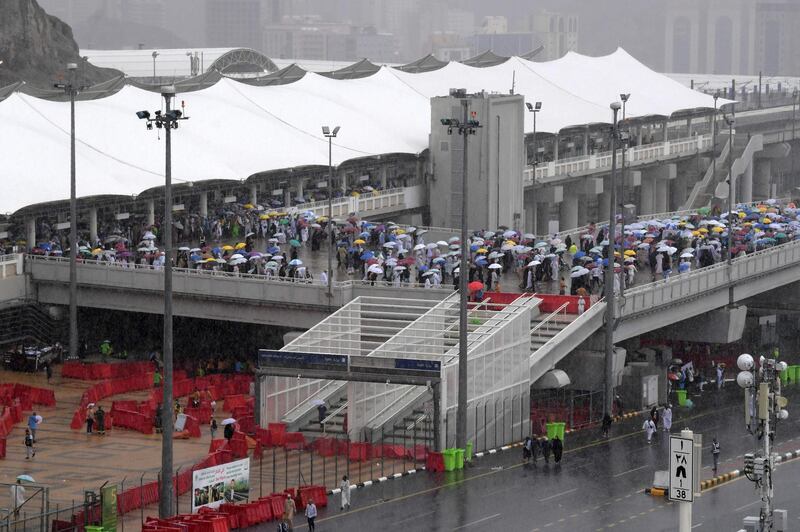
[613,464,650,477]
[393,510,436,526]
[452,513,501,530]
[692,523,702,529]
[539,488,578,502]
[733,500,760,512]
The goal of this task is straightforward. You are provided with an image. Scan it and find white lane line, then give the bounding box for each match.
[692,523,703,529]
[393,510,436,526]
[613,465,650,477]
[539,488,578,502]
[733,500,761,512]
[452,513,501,530]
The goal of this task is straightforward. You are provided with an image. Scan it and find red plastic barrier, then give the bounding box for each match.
[283,432,306,451]
[184,415,202,438]
[268,423,287,446]
[310,437,337,457]
[348,442,370,462]
[0,437,5,458]
[297,486,328,511]
[426,451,445,472]
[62,360,154,380]
[255,428,271,447]
[237,415,255,435]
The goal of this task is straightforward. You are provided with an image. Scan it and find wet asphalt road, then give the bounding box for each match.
[265,387,800,531]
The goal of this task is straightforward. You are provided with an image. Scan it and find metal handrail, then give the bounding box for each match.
[320,401,348,433]
[530,302,569,341]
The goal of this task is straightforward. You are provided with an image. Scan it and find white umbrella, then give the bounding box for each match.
[368,265,384,275]
[221,418,236,425]
[526,260,541,267]
[488,263,502,270]
[413,244,425,251]
[34,415,43,423]
[680,252,694,258]
[437,241,448,247]
[310,399,325,406]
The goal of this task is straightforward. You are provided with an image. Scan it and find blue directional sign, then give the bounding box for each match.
[258,350,347,368]
[394,358,441,373]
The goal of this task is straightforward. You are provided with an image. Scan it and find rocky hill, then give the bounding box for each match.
[0,0,118,88]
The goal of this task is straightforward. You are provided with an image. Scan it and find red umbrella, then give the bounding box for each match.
[468,281,484,293]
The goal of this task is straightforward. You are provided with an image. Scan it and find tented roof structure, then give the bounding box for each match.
[1,48,730,214]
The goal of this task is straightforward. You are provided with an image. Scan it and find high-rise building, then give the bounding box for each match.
[206,0,262,51]
[529,11,579,61]
[664,0,800,75]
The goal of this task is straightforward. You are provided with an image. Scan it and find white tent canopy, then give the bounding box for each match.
[1,48,727,214]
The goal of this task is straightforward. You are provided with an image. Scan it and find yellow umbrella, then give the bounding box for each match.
[235,242,246,250]
[692,230,701,236]
[222,245,234,251]
[91,248,103,255]
[698,227,709,233]
[738,212,746,219]
[354,239,366,245]
[244,203,255,210]
[758,206,767,213]
[395,229,406,234]
[316,216,328,222]
[763,218,771,224]
[476,248,488,253]
[712,226,724,233]
[613,251,621,257]
[259,214,270,220]
[624,250,636,256]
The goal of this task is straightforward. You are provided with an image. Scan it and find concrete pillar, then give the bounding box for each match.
[535,203,550,236]
[249,183,258,206]
[597,190,610,224]
[637,126,644,147]
[583,131,590,155]
[740,161,754,204]
[655,178,669,213]
[341,173,348,193]
[754,159,772,199]
[380,166,388,188]
[199,191,208,218]
[89,207,98,244]
[640,175,655,215]
[524,190,537,234]
[26,218,36,250]
[296,179,304,201]
[284,188,291,208]
[663,119,669,142]
[686,117,693,137]
[554,134,560,161]
[147,200,155,226]
[559,194,579,231]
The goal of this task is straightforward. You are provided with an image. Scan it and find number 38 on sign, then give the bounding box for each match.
[669,435,694,502]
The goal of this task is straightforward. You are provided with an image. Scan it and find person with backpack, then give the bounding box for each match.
[552,436,564,464]
[541,437,552,464]
[522,436,532,464]
[24,428,35,459]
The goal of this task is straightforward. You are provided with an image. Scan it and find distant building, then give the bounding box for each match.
[206,0,262,51]
[664,0,800,75]
[478,16,508,35]
[528,11,579,61]
[466,33,540,58]
[264,23,396,62]
[429,32,470,62]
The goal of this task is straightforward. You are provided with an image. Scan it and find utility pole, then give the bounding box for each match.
[736,354,790,531]
[712,93,719,191]
[725,112,735,306]
[440,92,480,450]
[619,93,629,299]
[55,63,84,361]
[322,126,340,300]
[604,101,621,415]
[136,89,188,518]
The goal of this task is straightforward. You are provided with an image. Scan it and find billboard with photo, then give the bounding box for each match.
[192,458,250,512]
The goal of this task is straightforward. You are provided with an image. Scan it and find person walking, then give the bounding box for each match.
[662,404,673,433]
[541,437,552,464]
[85,409,94,434]
[650,406,660,430]
[210,418,218,439]
[95,406,106,435]
[317,402,327,426]
[27,413,38,443]
[24,428,35,459]
[305,500,317,531]
[601,412,612,438]
[45,364,53,384]
[340,475,351,510]
[552,435,563,464]
[531,435,540,465]
[10,479,25,518]
[716,364,725,390]
[522,436,532,464]
[643,418,656,443]
[224,420,235,441]
[711,437,721,475]
[283,495,296,530]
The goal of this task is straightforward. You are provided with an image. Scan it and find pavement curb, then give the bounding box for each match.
[326,467,423,496]
[698,448,800,490]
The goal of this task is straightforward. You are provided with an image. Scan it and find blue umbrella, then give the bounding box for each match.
[360,251,375,260]
[574,251,586,259]
[360,231,371,238]
[212,247,221,255]
[419,265,429,272]
[38,242,51,251]
[267,246,280,254]
[470,244,479,252]
[190,254,202,262]
[433,257,446,264]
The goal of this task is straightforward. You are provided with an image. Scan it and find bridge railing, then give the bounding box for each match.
[620,238,800,318]
[525,134,712,186]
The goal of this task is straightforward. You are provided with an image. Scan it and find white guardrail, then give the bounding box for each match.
[620,238,800,317]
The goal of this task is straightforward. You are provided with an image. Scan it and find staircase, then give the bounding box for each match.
[530,304,577,353]
[0,303,65,348]
[298,397,347,437]
[683,135,732,210]
[380,407,433,447]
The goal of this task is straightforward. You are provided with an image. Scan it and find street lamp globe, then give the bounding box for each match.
[779,409,789,420]
[736,371,754,389]
[737,353,754,371]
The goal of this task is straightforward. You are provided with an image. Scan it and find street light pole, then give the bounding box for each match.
[55,63,85,361]
[136,89,188,519]
[725,112,735,307]
[526,102,542,167]
[604,101,621,416]
[441,98,480,450]
[792,89,797,185]
[322,126,340,300]
[152,51,159,83]
[619,93,629,300]
[712,93,719,189]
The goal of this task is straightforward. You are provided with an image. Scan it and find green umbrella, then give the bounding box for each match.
[697,206,711,215]
[775,232,788,239]
[289,239,301,247]
[280,219,290,225]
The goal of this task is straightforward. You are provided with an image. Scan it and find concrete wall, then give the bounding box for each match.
[429,91,525,231]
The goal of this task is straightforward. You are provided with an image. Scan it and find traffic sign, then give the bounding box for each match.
[669,435,694,502]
